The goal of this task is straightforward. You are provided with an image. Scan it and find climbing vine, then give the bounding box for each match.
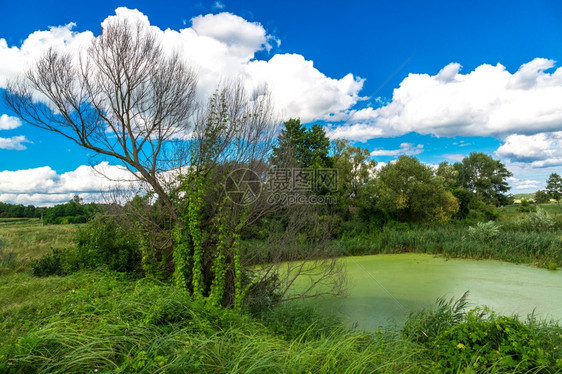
[171,170,253,310]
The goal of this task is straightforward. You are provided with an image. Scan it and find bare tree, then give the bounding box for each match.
[5,17,197,221]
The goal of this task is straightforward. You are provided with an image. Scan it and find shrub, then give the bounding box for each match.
[31,248,67,276]
[517,198,535,213]
[467,221,501,241]
[404,293,562,372]
[514,207,556,232]
[403,291,469,345]
[75,215,142,274]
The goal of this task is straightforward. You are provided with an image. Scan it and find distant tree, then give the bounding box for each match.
[330,139,376,218]
[534,190,550,204]
[332,139,376,199]
[270,119,331,168]
[546,173,562,207]
[436,162,460,190]
[454,153,513,206]
[376,156,459,223]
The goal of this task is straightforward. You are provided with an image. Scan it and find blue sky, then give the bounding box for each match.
[1,0,562,205]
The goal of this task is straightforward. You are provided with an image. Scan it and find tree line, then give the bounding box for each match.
[0,196,98,224]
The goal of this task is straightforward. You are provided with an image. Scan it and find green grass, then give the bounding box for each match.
[0,221,78,268]
[0,270,431,373]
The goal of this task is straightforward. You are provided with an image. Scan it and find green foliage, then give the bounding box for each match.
[403,291,469,345]
[467,221,501,241]
[331,139,376,214]
[512,207,556,233]
[270,118,332,168]
[0,237,23,273]
[75,215,142,274]
[43,197,99,225]
[258,303,343,341]
[454,152,513,206]
[333,224,562,269]
[404,294,562,372]
[0,201,46,219]
[517,198,535,212]
[546,172,562,206]
[172,169,254,309]
[31,248,67,277]
[376,156,459,223]
[534,189,550,204]
[0,270,428,373]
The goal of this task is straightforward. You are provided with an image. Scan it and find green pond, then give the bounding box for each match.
[302,253,562,330]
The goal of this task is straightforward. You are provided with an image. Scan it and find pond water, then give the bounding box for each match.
[303,254,562,330]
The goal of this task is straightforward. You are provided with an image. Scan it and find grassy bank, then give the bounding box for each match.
[1,270,429,373]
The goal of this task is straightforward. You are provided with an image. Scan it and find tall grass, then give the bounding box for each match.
[332,224,562,269]
[0,270,429,373]
[0,220,78,266]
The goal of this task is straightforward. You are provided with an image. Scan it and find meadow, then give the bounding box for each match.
[1,209,562,373]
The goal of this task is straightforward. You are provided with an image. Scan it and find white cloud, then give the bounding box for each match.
[0,135,32,150]
[496,131,562,167]
[245,54,364,122]
[0,162,137,206]
[508,176,541,190]
[213,1,226,10]
[329,58,562,140]
[0,23,94,87]
[370,142,423,157]
[0,114,21,130]
[0,7,360,123]
[443,153,465,162]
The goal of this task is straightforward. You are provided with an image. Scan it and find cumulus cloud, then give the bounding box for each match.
[0,114,21,130]
[329,58,562,140]
[370,142,423,157]
[246,54,364,122]
[0,135,32,150]
[508,176,541,190]
[496,131,562,167]
[0,162,137,206]
[0,7,360,123]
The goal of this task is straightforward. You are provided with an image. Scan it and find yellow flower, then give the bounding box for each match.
[457,343,466,349]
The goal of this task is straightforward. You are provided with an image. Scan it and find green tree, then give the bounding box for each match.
[332,139,376,199]
[270,119,331,168]
[376,156,459,223]
[546,173,562,207]
[331,139,376,219]
[534,189,550,204]
[454,153,513,206]
[436,162,459,190]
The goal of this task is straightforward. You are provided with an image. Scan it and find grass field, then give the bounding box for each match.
[0,221,79,274]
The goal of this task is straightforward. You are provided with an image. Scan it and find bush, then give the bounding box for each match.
[75,215,142,274]
[404,293,562,372]
[467,221,501,241]
[517,198,535,213]
[513,207,556,233]
[31,248,67,277]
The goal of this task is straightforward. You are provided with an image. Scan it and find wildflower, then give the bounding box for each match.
[456,343,466,349]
